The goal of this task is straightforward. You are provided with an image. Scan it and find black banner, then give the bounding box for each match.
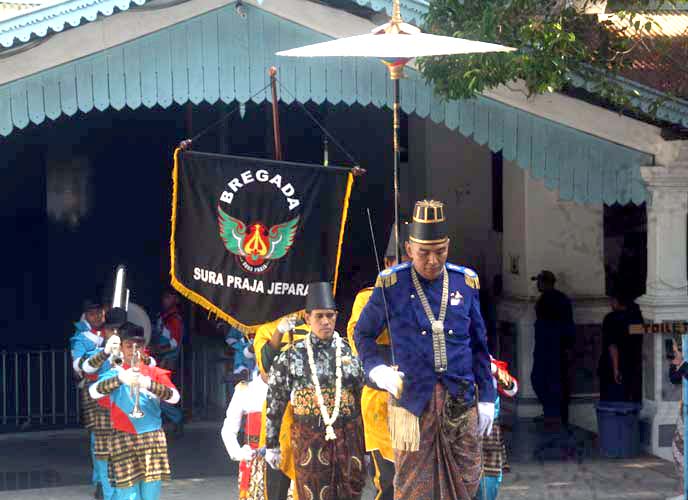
[170,150,353,332]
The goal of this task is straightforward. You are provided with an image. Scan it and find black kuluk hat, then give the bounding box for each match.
[103,307,127,329]
[305,282,337,312]
[385,221,410,259]
[409,200,448,245]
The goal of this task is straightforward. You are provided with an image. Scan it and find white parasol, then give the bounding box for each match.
[277,0,515,262]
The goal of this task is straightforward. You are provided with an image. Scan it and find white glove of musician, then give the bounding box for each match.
[478,402,495,437]
[277,317,297,335]
[232,444,256,463]
[264,448,281,470]
[369,365,404,399]
[117,368,138,387]
[138,375,152,390]
[104,335,121,355]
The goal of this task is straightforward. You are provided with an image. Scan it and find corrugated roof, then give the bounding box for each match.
[0,0,43,22]
[599,11,688,37]
[598,10,688,99]
[0,0,148,47]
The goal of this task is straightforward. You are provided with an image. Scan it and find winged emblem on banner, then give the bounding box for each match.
[217,206,300,273]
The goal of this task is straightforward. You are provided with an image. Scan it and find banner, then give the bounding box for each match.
[170,150,353,333]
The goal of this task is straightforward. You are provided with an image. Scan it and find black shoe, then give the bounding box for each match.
[94,483,103,499]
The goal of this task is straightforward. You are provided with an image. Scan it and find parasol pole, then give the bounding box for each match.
[379,0,411,265]
[269,66,283,161]
[392,77,401,265]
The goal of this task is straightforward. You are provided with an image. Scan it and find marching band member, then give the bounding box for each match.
[346,223,410,500]
[70,299,105,497]
[265,282,366,500]
[355,200,496,500]
[221,370,283,500]
[90,322,179,500]
[81,307,127,500]
[151,288,185,434]
[477,357,519,500]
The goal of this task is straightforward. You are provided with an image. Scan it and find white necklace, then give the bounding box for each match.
[304,331,342,441]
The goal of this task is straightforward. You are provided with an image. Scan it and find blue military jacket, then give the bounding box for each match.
[354,262,496,416]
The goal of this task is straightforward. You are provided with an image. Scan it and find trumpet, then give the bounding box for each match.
[129,343,145,419]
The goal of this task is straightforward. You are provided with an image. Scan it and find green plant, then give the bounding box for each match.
[419,0,678,113]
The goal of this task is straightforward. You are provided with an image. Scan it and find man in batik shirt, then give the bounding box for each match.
[265,282,365,500]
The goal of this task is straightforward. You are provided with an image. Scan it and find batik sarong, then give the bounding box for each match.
[393,383,482,500]
[291,418,366,500]
[108,429,171,488]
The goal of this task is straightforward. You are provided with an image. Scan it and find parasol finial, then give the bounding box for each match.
[374,0,420,36]
[391,0,402,25]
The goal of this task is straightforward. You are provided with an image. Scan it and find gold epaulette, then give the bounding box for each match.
[465,274,480,290]
[375,271,397,288]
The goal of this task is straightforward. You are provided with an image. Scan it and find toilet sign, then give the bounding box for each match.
[629,321,688,334]
[629,320,688,498]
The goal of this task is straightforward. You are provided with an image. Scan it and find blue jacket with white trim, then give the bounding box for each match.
[354,262,496,416]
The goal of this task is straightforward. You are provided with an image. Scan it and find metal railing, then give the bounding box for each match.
[0,349,81,429]
[0,343,229,432]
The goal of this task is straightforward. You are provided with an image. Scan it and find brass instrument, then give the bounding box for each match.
[129,343,145,419]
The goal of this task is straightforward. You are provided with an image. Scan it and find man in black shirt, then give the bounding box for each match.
[530,271,575,428]
[598,291,644,402]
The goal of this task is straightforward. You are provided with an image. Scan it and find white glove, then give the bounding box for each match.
[369,365,405,399]
[105,335,121,355]
[232,444,256,462]
[117,368,138,387]
[265,448,281,470]
[138,375,152,390]
[478,402,495,437]
[277,316,297,334]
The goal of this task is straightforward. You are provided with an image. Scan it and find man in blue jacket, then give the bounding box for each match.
[354,200,496,500]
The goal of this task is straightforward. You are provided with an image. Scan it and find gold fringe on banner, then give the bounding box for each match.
[333,172,354,297]
[168,148,354,335]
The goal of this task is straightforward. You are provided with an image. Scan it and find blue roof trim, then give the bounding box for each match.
[570,71,688,129]
[0,3,654,205]
[0,0,148,48]
[349,0,430,24]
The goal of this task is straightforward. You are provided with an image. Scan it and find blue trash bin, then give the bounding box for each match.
[596,401,642,458]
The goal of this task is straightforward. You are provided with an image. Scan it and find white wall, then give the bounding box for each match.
[502,159,606,299]
[407,116,501,284]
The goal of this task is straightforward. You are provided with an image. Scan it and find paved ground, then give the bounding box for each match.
[0,419,681,499]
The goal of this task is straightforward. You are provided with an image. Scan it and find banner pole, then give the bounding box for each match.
[269,67,283,161]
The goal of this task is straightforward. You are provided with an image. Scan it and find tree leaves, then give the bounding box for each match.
[419,0,678,117]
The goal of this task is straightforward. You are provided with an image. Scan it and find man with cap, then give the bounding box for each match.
[346,222,410,500]
[354,200,496,500]
[69,299,105,497]
[90,322,180,500]
[265,282,366,500]
[530,270,575,432]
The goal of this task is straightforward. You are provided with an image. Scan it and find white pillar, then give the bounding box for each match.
[637,153,688,461]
